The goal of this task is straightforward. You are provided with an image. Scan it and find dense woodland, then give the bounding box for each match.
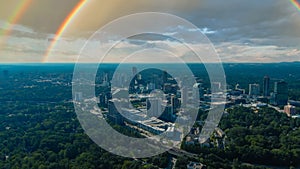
[184,107,300,168]
[0,102,170,169]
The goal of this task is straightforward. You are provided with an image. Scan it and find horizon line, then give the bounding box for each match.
[0,61,299,65]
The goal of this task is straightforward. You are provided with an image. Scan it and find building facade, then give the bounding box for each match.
[284,104,296,117]
[274,81,288,106]
[249,83,260,96]
[263,76,270,97]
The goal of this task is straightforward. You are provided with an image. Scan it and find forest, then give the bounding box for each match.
[183,106,300,168]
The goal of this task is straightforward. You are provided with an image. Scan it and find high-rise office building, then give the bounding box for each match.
[263,76,270,97]
[170,95,175,115]
[108,100,125,125]
[249,83,260,96]
[147,97,163,118]
[132,67,137,76]
[274,81,288,106]
[193,83,204,101]
[181,86,188,107]
[102,73,109,86]
[151,74,161,90]
[99,93,106,107]
[171,94,180,111]
[99,92,112,108]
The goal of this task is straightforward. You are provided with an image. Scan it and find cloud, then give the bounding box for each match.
[215,41,300,63]
[0,20,34,33]
[0,0,300,63]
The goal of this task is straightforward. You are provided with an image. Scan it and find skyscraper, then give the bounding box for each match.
[249,84,260,96]
[263,76,270,97]
[108,100,125,125]
[193,83,204,101]
[147,97,162,118]
[132,67,137,76]
[181,86,188,107]
[274,81,288,106]
[102,73,109,86]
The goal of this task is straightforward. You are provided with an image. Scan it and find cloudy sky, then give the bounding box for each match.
[0,0,300,63]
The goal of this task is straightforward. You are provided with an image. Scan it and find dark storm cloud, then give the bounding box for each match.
[184,0,300,42]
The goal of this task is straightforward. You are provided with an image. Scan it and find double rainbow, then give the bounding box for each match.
[291,0,300,10]
[0,0,33,50]
[0,0,88,62]
[43,0,89,62]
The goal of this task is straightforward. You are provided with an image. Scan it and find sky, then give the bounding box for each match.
[0,0,300,63]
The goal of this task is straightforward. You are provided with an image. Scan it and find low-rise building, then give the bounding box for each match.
[187,161,206,169]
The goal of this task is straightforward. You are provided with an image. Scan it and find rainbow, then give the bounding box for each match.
[43,0,89,62]
[291,0,300,10]
[0,0,33,48]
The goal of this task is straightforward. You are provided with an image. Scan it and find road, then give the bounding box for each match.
[167,147,199,159]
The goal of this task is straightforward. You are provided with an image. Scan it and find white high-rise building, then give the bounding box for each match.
[193,83,204,101]
[181,86,188,107]
[147,97,162,118]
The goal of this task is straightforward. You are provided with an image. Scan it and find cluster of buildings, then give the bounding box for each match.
[229,76,288,106]
[76,68,299,152]
[92,67,213,144]
[250,76,288,107]
[107,97,176,136]
[185,125,226,150]
[94,67,229,149]
[228,75,299,117]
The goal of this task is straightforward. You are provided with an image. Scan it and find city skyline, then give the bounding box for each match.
[0,1,300,168]
[0,61,299,167]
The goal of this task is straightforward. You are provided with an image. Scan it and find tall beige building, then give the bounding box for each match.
[284,104,296,117]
